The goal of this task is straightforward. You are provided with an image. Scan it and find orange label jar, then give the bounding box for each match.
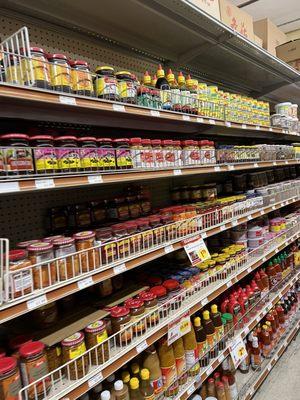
[84,320,109,366]
[27,242,56,290]
[61,332,89,380]
[8,250,33,299]
[0,357,22,400]
[73,231,100,272]
[124,299,146,335]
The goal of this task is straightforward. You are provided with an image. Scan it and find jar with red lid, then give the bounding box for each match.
[27,242,57,290]
[137,291,159,326]
[73,231,100,272]
[1,134,34,175]
[151,139,164,167]
[0,357,22,400]
[161,214,176,241]
[110,306,133,345]
[162,140,175,167]
[84,320,109,365]
[70,60,93,96]
[199,140,215,164]
[8,249,33,299]
[61,332,88,380]
[107,197,130,222]
[111,223,130,259]
[22,47,51,89]
[163,279,182,310]
[125,221,141,253]
[19,341,50,399]
[30,135,58,174]
[114,138,133,169]
[53,237,80,281]
[97,138,116,170]
[173,140,183,167]
[124,299,146,335]
[182,140,200,166]
[78,137,99,171]
[137,218,154,249]
[130,137,143,169]
[141,139,154,169]
[54,136,81,171]
[48,53,72,93]
[95,227,117,264]
[149,285,169,318]
[149,214,165,245]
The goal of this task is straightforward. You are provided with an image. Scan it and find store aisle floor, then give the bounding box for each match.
[254,329,300,400]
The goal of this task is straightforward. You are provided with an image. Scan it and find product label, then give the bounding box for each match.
[57,148,81,170]
[33,148,58,170]
[150,377,163,395]
[6,65,22,84]
[5,148,34,171]
[50,64,71,87]
[130,314,146,333]
[20,356,49,387]
[98,148,116,168]
[22,57,50,83]
[185,349,198,370]
[80,148,99,168]
[97,330,108,344]
[175,355,186,376]
[118,81,136,99]
[71,69,93,92]
[206,333,216,348]
[0,370,22,400]
[160,364,177,388]
[215,325,224,342]
[116,149,133,168]
[95,76,118,97]
[11,270,33,293]
[197,340,209,358]
[69,342,86,359]
[229,383,239,400]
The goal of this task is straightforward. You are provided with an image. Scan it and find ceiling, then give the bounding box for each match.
[231,0,300,33]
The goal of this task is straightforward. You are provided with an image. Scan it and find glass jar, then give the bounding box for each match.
[0,357,22,400]
[137,291,159,326]
[27,242,56,289]
[182,140,200,166]
[95,227,116,264]
[162,140,175,167]
[173,140,183,167]
[126,195,142,219]
[163,279,181,308]
[22,47,51,89]
[73,231,100,272]
[112,223,130,259]
[8,249,33,299]
[32,302,58,329]
[116,71,137,104]
[124,299,146,335]
[84,320,109,365]
[70,60,93,96]
[130,137,143,169]
[108,197,130,221]
[48,53,72,93]
[199,140,216,164]
[97,138,116,170]
[90,200,107,226]
[125,221,141,253]
[149,285,168,318]
[53,237,80,280]
[61,332,88,380]
[19,341,50,399]
[54,136,81,171]
[45,345,62,380]
[151,139,164,167]
[137,218,153,249]
[149,214,165,245]
[30,135,58,174]
[141,139,154,169]
[94,66,119,101]
[78,136,99,171]
[1,133,34,175]
[110,306,133,345]
[114,138,133,169]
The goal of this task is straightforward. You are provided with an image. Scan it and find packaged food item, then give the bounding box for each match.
[172,338,187,385]
[94,66,118,100]
[73,231,100,272]
[202,310,218,358]
[54,136,81,171]
[8,250,33,299]
[158,338,178,396]
[137,292,159,326]
[27,242,56,289]
[193,317,209,367]
[142,346,163,395]
[0,356,22,400]
[182,325,199,376]
[48,53,72,93]
[129,378,143,400]
[61,332,88,380]
[114,139,133,169]
[53,237,80,280]
[85,320,109,365]
[110,306,133,345]
[98,138,116,170]
[32,302,58,329]
[70,60,93,96]
[22,47,51,89]
[112,380,129,400]
[124,299,146,335]
[78,137,99,170]
[45,344,62,380]
[30,135,58,173]
[116,71,137,104]
[139,369,154,400]
[1,134,34,174]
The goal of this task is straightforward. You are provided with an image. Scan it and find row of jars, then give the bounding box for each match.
[0,134,216,175]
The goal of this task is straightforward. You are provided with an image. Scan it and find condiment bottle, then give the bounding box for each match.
[194,317,209,367]
[202,310,218,358]
[155,65,171,110]
[129,378,143,400]
[157,338,178,395]
[131,363,140,378]
[112,380,129,400]
[139,369,154,400]
[172,338,187,385]
[182,324,199,371]
[216,381,227,400]
[228,296,243,330]
[142,346,163,395]
[207,378,216,398]
[106,374,116,391]
[266,261,277,288]
[260,269,269,291]
[121,371,131,388]
[238,338,250,374]
[250,337,261,371]
[275,304,286,334]
[222,359,238,400]
[211,305,225,350]
[221,376,232,400]
[273,257,283,283]
[261,325,272,359]
[266,314,278,343]
[101,390,115,400]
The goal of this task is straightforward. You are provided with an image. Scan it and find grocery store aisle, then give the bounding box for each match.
[254,329,300,400]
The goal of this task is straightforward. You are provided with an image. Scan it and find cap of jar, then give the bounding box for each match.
[140,368,150,380]
[124,299,144,309]
[137,291,157,301]
[17,239,39,249]
[85,320,106,333]
[70,60,89,67]
[141,139,151,145]
[110,306,130,318]
[97,138,113,143]
[0,357,17,374]
[0,133,30,140]
[125,221,138,229]
[29,135,54,140]
[73,231,95,240]
[29,47,45,54]
[182,140,195,146]
[173,140,181,146]
[53,237,75,246]
[19,341,45,358]
[43,235,64,243]
[129,377,139,390]
[48,53,68,61]
[9,249,27,262]
[149,285,167,298]
[163,279,180,291]
[130,137,142,144]
[27,242,53,252]
[114,138,129,143]
[116,70,132,76]
[202,310,210,320]
[147,276,162,286]
[54,136,77,141]
[111,223,127,233]
[9,334,33,351]
[151,139,161,145]
[61,332,84,347]
[162,140,173,145]
[77,136,97,142]
[148,214,161,224]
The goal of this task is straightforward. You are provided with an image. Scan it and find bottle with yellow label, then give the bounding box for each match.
[48,53,72,93]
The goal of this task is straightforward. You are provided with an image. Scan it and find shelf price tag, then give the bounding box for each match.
[206,365,214,376]
[88,372,103,388]
[201,297,208,307]
[164,245,174,254]
[136,340,148,353]
[214,165,221,172]
[225,121,231,127]
[269,127,273,132]
[27,295,47,310]
[59,95,76,105]
[273,161,277,166]
[209,119,216,125]
[173,169,182,175]
[187,384,195,396]
[254,163,259,168]
[229,335,248,368]
[113,263,126,275]
[77,277,93,289]
[0,181,20,193]
[182,115,190,121]
[183,236,210,266]
[228,165,235,171]
[35,179,55,189]
[167,311,191,345]
[197,117,204,123]
[113,104,125,112]
[88,175,103,184]
[150,110,160,117]
[256,126,260,130]
[242,124,247,129]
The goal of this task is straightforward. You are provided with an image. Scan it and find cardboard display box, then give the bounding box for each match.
[253,18,287,56]
[219,0,254,41]
[254,34,263,47]
[276,39,300,64]
[189,0,221,20]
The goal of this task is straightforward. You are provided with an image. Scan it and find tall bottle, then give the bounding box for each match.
[112,380,129,400]
[207,378,216,398]
[222,359,238,400]
[238,338,250,374]
[211,304,225,350]
[261,325,272,359]
[182,325,200,375]
[167,69,181,112]
[129,378,143,400]
[194,317,209,367]
[101,391,115,400]
[157,338,178,397]
[177,71,191,114]
[221,376,232,400]
[142,345,163,395]
[250,336,261,371]
[131,363,140,378]
[121,371,130,388]
[155,65,171,110]
[202,310,218,358]
[139,369,155,400]
[216,381,227,400]
[172,338,187,385]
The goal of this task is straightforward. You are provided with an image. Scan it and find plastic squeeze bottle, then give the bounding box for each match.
[202,310,218,358]
[112,381,129,400]
[129,378,143,400]
[139,369,155,400]
[142,345,163,395]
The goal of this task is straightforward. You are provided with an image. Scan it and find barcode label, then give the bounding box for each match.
[225,121,231,127]
[27,295,47,310]
[214,166,221,171]
[269,127,273,132]
[254,163,259,168]
[35,179,55,189]
[88,175,103,184]
[113,104,125,112]
[256,126,260,130]
[228,165,235,170]
[187,385,195,396]
[165,245,174,254]
[173,169,182,175]
[242,124,247,129]
[0,181,20,193]
[197,117,204,123]
[59,95,76,105]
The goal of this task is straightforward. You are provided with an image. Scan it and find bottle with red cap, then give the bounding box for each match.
[228,295,243,330]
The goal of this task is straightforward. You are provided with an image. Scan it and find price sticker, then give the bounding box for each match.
[201,297,208,307]
[269,127,273,132]
[182,115,190,121]
[88,175,103,184]
[27,295,47,310]
[226,281,232,288]
[164,245,174,254]
[274,354,278,362]
[272,206,276,210]
[209,119,216,125]
[0,181,20,193]
[206,365,214,376]
[285,160,289,164]
[197,117,204,123]
[232,220,238,227]
[136,340,148,353]
[254,163,259,168]
[267,365,272,371]
[113,104,125,112]
[273,161,277,166]
[59,95,76,105]
[35,179,55,189]
[242,124,247,129]
[220,225,226,231]
[150,110,160,117]
[256,126,261,130]
[247,267,252,273]
[229,335,248,368]
[88,372,103,388]
[228,165,235,171]
[187,385,195,396]
[168,311,191,345]
[183,236,210,266]
[173,169,182,175]
[202,231,207,239]
[78,277,93,289]
[260,210,265,216]
[225,121,231,127]
[247,215,252,221]
[113,263,127,275]
[214,166,221,171]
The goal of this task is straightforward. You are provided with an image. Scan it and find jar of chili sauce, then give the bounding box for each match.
[137,291,159,326]
[30,135,58,174]
[112,223,130,259]
[125,221,141,253]
[27,242,57,290]
[124,299,146,335]
[95,227,116,264]
[54,136,81,171]
[8,249,33,299]
[1,134,34,175]
[78,137,99,171]
[97,138,116,170]
[114,138,133,169]
[151,139,164,167]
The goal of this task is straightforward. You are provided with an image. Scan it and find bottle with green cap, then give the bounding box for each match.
[222,313,234,338]
[129,378,143,400]
[193,317,209,367]
[139,369,154,400]
[202,310,218,358]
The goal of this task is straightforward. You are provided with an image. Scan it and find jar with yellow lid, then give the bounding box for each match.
[94,66,119,100]
[116,71,137,104]
[197,262,209,286]
[208,260,217,283]
[215,257,227,280]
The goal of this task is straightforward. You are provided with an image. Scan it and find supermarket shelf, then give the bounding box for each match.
[2,1,300,101]
[55,269,300,400]
[0,84,297,140]
[242,319,300,400]
[1,159,299,194]
[0,195,298,324]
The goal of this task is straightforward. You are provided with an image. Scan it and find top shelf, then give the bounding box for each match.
[2,0,300,102]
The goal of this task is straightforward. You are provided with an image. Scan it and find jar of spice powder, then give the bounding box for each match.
[27,242,56,289]
[73,231,100,272]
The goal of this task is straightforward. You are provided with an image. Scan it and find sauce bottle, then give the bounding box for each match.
[207,378,216,398]
[155,65,171,110]
[228,296,243,330]
[245,286,256,318]
[139,369,154,400]
[266,262,277,289]
[202,310,218,358]
[178,71,191,114]
[142,346,163,395]
[167,69,181,112]
[260,269,269,292]
[238,339,250,374]
[273,257,282,283]
[266,314,278,343]
[221,376,232,400]
[131,363,140,378]
[101,390,115,400]
[275,304,286,334]
[129,378,143,400]
[222,360,238,400]
[182,325,199,372]
[194,317,209,367]
[121,371,130,388]
[211,305,226,351]
[261,325,272,358]
[172,338,187,385]
[112,380,129,400]
[250,336,261,371]
[157,338,178,396]
[265,321,276,349]
[216,381,227,400]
